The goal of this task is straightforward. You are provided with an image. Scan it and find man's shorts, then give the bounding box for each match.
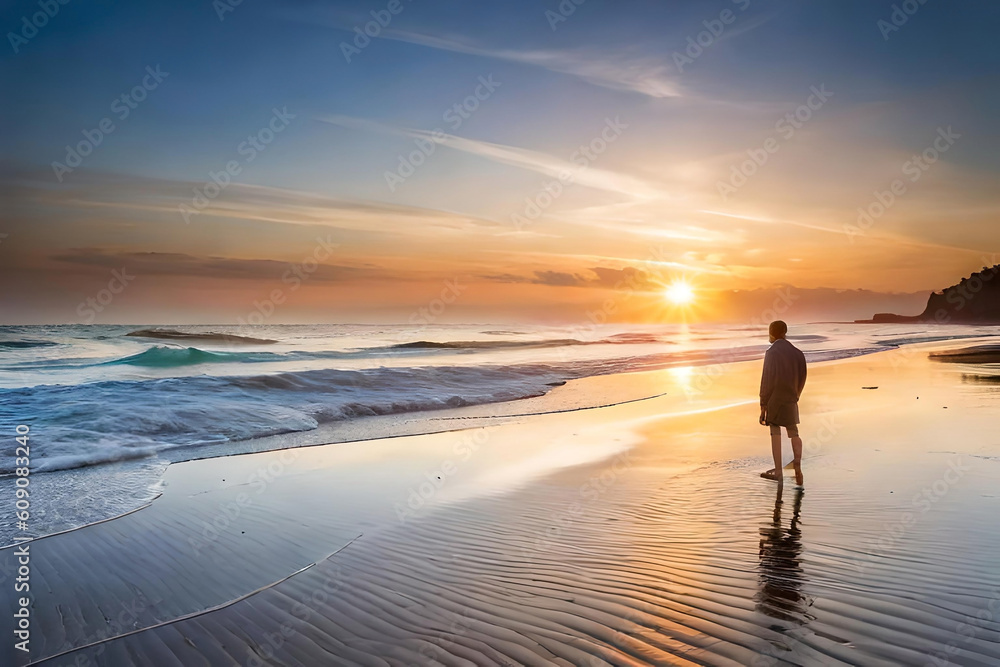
[769,424,799,438]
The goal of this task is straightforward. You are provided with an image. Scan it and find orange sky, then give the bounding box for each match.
[4,1,998,324]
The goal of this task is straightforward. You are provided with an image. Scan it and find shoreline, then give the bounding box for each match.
[7,335,990,549]
[3,333,998,552]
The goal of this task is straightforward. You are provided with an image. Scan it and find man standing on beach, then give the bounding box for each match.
[759,320,807,485]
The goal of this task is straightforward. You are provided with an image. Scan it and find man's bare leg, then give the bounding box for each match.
[791,435,803,485]
[760,431,784,483]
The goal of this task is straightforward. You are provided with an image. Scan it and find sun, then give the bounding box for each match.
[664,280,695,306]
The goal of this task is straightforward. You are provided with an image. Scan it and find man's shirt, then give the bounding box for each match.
[760,338,807,426]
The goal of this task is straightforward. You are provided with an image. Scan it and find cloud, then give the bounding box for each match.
[318,115,662,200]
[588,266,659,289]
[377,30,683,99]
[50,248,372,282]
[6,169,498,236]
[280,9,686,101]
[532,270,589,287]
[698,209,845,235]
[175,182,499,233]
[482,266,660,289]
[482,249,734,278]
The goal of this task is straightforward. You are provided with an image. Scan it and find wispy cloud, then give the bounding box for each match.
[317,115,663,200]
[7,170,497,235]
[482,250,731,277]
[698,209,846,235]
[712,13,777,44]
[51,248,373,282]
[365,29,682,99]
[481,265,661,289]
[698,208,990,255]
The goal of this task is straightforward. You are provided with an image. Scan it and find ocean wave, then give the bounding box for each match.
[104,346,286,368]
[386,334,667,351]
[604,332,666,344]
[6,346,360,371]
[0,339,59,348]
[0,344,877,474]
[389,339,586,350]
[0,364,566,474]
[125,328,277,344]
[1,346,775,475]
[11,336,671,371]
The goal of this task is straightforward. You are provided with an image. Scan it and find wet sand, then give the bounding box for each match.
[4,340,1000,666]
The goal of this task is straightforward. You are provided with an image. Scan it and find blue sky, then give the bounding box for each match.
[2,0,999,322]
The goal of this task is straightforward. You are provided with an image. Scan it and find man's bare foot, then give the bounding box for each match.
[760,468,782,482]
[793,460,803,486]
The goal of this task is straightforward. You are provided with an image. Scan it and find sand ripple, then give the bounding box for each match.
[33,461,1000,666]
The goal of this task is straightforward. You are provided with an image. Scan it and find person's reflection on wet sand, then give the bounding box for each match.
[756,484,811,624]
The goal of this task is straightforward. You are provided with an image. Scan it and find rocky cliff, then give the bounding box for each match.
[858,264,1000,324]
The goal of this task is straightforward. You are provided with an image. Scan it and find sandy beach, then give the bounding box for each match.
[3,339,1000,666]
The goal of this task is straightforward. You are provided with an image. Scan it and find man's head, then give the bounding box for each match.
[768,320,787,343]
